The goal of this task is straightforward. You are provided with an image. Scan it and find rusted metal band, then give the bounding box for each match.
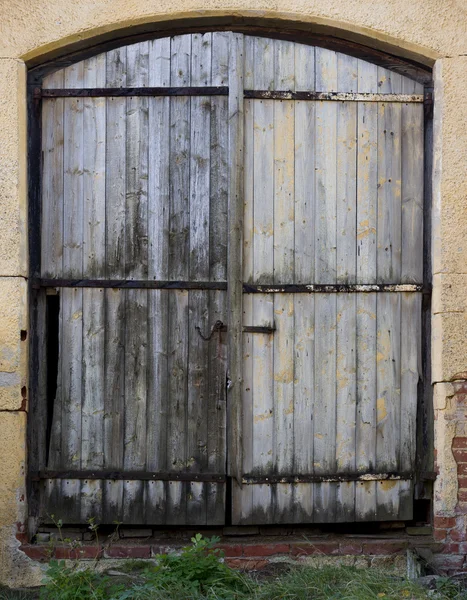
[241,472,417,484]
[34,279,228,290]
[244,90,424,102]
[38,86,229,98]
[33,471,226,482]
[243,283,424,293]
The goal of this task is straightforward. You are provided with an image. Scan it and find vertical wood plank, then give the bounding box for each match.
[146,37,171,507]
[83,54,106,278]
[400,293,422,473]
[273,42,295,506]
[167,35,192,522]
[293,44,315,524]
[103,45,127,520]
[105,48,126,279]
[227,32,245,485]
[335,53,358,522]
[355,60,378,521]
[377,66,402,283]
[208,31,229,524]
[42,69,64,278]
[63,62,84,279]
[376,291,401,519]
[401,103,424,283]
[313,48,337,522]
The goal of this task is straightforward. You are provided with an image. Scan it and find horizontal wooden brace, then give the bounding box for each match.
[32,471,226,482]
[243,283,424,293]
[34,279,228,290]
[244,90,424,102]
[37,86,229,98]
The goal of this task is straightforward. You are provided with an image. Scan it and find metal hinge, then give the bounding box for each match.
[424,88,434,120]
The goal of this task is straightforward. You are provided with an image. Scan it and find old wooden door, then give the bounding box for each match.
[38,33,230,525]
[35,31,426,527]
[232,37,425,524]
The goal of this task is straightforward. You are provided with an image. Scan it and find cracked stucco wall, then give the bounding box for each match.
[1,0,467,585]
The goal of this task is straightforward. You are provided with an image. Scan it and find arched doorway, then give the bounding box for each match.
[29,31,430,528]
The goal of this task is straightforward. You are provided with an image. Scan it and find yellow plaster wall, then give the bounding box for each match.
[0,0,467,584]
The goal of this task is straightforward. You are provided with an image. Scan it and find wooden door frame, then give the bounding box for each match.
[27,27,433,533]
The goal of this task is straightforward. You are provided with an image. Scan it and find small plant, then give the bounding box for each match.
[119,534,251,599]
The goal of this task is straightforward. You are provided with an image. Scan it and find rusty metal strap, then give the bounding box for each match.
[34,279,228,290]
[34,280,426,293]
[243,283,424,293]
[241,472,436,484]
[37,86,229,98]
[32,471,226,482]
[244,90,424,102]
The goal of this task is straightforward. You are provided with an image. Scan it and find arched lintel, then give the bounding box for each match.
[27,15,432,86]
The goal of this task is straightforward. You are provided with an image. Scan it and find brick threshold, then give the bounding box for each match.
[20,534,439,569]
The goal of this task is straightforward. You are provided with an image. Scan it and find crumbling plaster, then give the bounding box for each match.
[0,0,466,585]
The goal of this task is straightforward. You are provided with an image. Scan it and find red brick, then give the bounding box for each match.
[243,543,290,557]
[225,559,268,571]
[457,477,467,489]
[431,555,465,572]
[362,542,407,555]
[215,544,243,557]
[434,528,449,541]
[20,545,49,562]
[452,449,467,463]
[434,517,457,529]
[104,546,151,559]
[290,542,340,556]
[55,546,103,560]
[452,438,467,449]
[440,543,460,554]
[339,543,363,555]
[449,529,466,542]
[458,491,467,503]
[458,464,467,476]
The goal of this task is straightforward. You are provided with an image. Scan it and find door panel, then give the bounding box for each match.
[41,34,229,525]
[233,36,424,524]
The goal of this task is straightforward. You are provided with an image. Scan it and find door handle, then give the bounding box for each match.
[196,321,276,341]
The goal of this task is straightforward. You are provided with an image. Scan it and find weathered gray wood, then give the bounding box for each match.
[42,69,64,278]
[377,68,402,283]
[401,103,424,283]
[335,53,358,522]
[186,33,212,524]
[105,47,127,278]
[355,60,378,521]
[272,41,295,522]
[125,42,149,279]
[227,32,245,487]
[63,62,84,279]
[207,31,229,524]
[376,292,401,473]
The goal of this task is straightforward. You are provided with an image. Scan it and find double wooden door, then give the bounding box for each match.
[35,32,425,526]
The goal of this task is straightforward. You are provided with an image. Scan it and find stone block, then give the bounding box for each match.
[0,60,27,277]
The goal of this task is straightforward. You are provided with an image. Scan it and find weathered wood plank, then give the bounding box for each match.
[63,62,84,279]
[105,48,127,278]
[207,31,229,524]
[377,66,402,284]
[376,292,401,473]
[227,33,245,487]
[125,42,149,279]
[400,293,422,473]
[355,60,378,521]
[401,103,424,283]
[83,54,106,279]
[41,69,64,278]
[335,53,358,522]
